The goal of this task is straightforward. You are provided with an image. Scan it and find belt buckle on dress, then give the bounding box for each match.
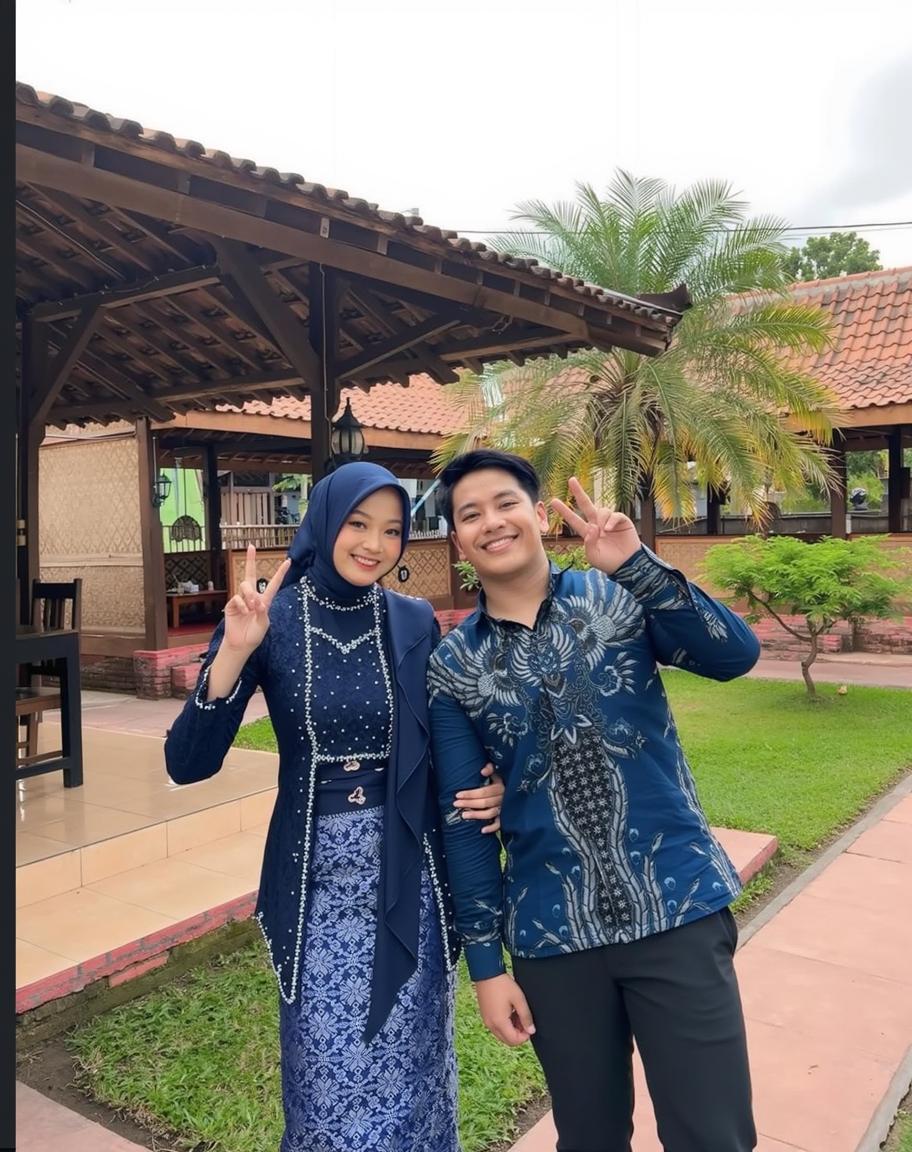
[347,786,366,806]
[343,759,361,773]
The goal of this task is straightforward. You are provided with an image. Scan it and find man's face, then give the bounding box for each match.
[449,467,548,580]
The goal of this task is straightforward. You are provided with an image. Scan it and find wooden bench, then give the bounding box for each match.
[166,590,227,629]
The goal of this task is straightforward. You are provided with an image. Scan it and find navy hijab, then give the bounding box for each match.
[283,462,411,597]
[284,463,432,1041]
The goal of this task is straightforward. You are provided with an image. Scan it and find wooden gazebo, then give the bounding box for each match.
[15,82,685,630]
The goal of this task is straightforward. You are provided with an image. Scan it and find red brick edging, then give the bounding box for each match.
[16,890,258,1015]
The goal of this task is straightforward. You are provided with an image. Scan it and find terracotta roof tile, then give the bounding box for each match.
[14,82,683,329]
[218,374,464,437]
[783,267,912,411]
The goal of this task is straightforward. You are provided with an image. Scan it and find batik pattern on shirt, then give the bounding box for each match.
[429,548,761,980]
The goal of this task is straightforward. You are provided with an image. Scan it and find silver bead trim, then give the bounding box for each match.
[192,662,244,711]
[423,834,456,973]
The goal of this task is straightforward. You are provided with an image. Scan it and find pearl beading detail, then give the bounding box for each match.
[261,578,395,1005]
[423,833,456,973]
[192,662,244,710]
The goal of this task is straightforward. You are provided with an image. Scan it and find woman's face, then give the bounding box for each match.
[332,486,405,586]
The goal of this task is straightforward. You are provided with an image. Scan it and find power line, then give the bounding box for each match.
[450,219,912,237]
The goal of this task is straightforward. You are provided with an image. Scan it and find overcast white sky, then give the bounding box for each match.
[15,0,912,268]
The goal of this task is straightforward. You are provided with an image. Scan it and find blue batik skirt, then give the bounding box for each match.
[278,806,459,1152]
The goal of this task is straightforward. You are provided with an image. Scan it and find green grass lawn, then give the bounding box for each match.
[239,673,912,864]
[68,949,544,1152]
[67,674,910,1151]
[886,1099,912,1152]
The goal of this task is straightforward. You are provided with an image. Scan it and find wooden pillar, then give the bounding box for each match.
[308,264,338,482]
[887,426,904,534]
[830,436,848,539]
[136,418,168,649]
[18,317,47,625]
[706,486,723,535]
[639,475,657,550]
[204,443,223,587]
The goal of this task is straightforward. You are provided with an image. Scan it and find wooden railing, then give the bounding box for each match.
[220,524,298,550]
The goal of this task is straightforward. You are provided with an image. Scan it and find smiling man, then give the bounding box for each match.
[429,449,761,1152]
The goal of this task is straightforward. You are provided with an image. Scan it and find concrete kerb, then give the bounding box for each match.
[855,1044,912,1152]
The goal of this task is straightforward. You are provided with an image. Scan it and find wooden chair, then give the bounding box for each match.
[17,579,82,764]
[32,579,82,633]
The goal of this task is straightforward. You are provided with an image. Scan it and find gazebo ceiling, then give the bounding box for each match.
[15,83,687,430]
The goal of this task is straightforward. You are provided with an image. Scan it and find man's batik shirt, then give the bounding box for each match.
[428,546,761,980]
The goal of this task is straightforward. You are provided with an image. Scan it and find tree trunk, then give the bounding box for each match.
[801,632,820,697]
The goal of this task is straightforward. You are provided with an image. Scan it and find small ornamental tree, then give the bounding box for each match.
[703,535,912,696]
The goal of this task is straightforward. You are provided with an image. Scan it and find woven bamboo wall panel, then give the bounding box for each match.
[381,539,451,602]
[38,562,145,630]
[40,438,141,557]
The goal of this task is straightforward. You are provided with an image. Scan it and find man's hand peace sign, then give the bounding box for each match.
[551,477,642,576]
[223,545,292,654]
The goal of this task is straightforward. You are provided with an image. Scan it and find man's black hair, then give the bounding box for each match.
[438,450,541,528]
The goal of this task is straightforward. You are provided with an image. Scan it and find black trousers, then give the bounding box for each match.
[512,909,756,1152]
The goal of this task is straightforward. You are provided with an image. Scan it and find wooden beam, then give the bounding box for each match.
[204,442,223,587]
[36,190,158,274]
[30,304,102,427]
[435,328,575,361]
[308,262,337,480]
[17,145,657,349]
[49,369,303,420]
[212,238,322,381]
[28,263,223,321]
[838,403,912,428]
[706,486,723,536]
[154,408,446,453]
[830,436,848,539]
[337,316,457,380]
[76,348,171,421]
[136,418,168,649]
[887,426,904,534]
[18,317,46,624]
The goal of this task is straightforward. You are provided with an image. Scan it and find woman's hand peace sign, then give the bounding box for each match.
[223,545,291,654]
[551,477,642,576]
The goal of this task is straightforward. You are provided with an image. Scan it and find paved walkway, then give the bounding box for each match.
[16,1082,146,1151]
[17,662,911,1151]
[510,777,912,1152]
[749,652,912,690]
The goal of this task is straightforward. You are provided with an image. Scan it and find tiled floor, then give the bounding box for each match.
[509,783,912,1152]
[16,712,276,990]
[16,714,275,866]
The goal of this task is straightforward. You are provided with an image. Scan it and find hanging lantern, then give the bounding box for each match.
[329,399,366,466]
[151,471,172,509]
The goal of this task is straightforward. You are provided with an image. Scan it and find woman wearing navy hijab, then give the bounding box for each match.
[165,462,502,1151]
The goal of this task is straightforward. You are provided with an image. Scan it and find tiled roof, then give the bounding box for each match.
[15,82,683,326]
[786,267,912,411]
[220,374,464,436]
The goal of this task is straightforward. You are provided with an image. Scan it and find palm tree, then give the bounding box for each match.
[434,172,842,544]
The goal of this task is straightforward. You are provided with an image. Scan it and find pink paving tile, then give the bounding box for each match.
[507,1050,663,1151]
[801,850,912,917]
[712,826,778,883]
[749,891,912,985]
[848,819,912,865]
[16,1082,145,1151]
[886,795,912,824]
[744,1018,895,1152]
[736,945,912,1064]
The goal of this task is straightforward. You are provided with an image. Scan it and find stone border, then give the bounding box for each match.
[16,890,257,1015]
